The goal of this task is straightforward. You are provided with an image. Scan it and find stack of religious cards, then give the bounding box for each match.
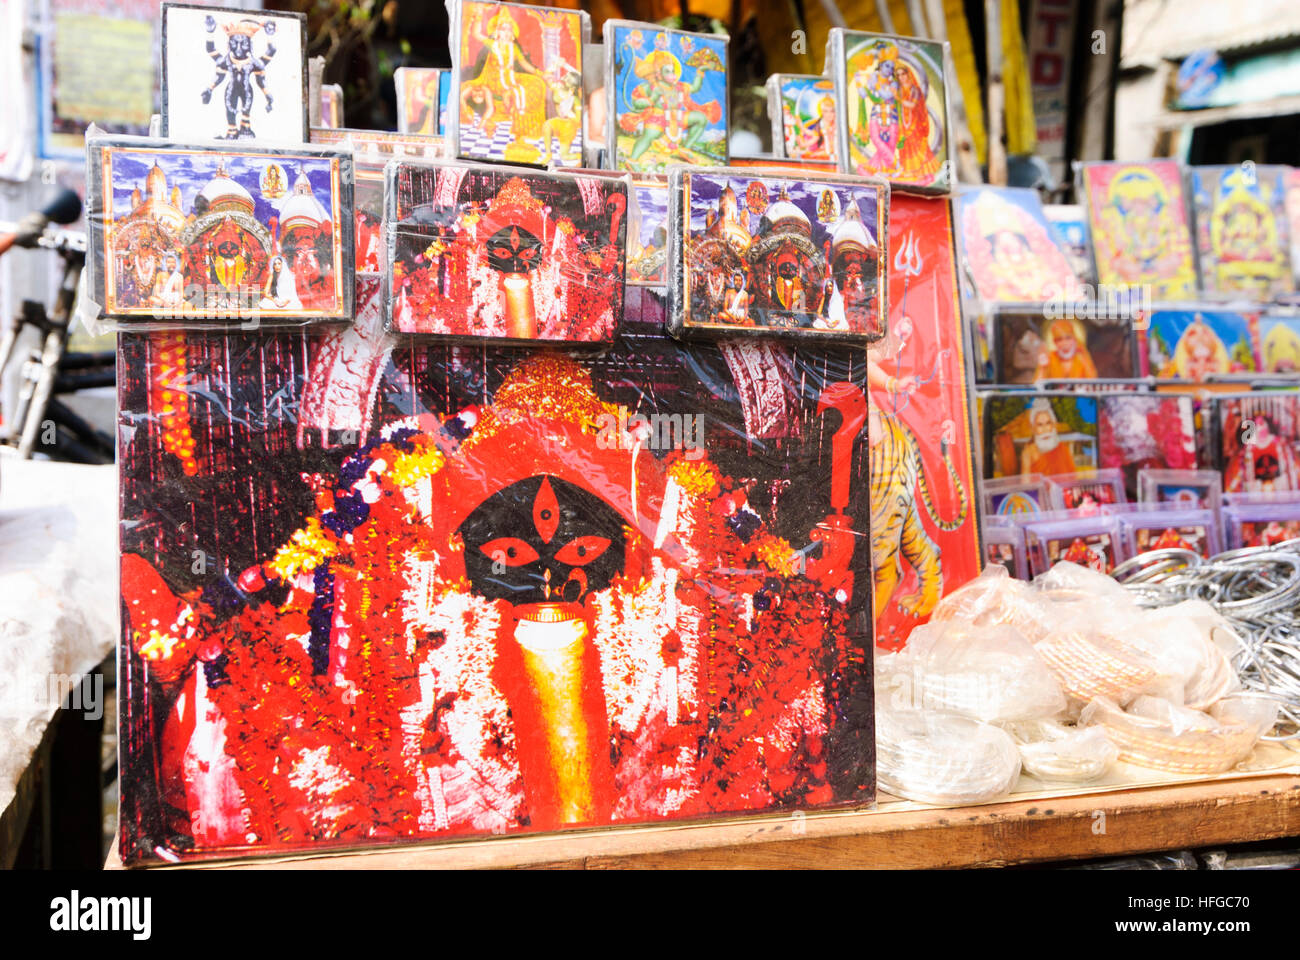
[766,73,837,163]
[448,0,588,167]
[827,29,952,195]
[667,166,888,340]
[85,133,354,327]
[384,159,628,341]
[161,4,309,144]
[604,21,729,173]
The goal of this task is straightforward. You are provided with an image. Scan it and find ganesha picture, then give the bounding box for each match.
[116,333,874,864]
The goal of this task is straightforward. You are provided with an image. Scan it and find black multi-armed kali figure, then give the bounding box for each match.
[201,16,278,140]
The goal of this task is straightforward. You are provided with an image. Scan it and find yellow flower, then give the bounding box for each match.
[387,442,446,487]
[268,517,338,580]
[754,536,798,578]
[669,459,720,498]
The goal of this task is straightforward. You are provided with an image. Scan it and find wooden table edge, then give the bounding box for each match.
[104,771,1300,870]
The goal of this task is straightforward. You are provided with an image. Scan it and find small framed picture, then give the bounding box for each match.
[1046,469,1127,515]
[1097,393,1197,499]
[954,187,1081,305]
[828,29,953,195]
[766,73,838,162]
[384,159,628,341]
[668,166,889,341]
[982,475,1050,518]
[1137,468,1223,514]
[1107,503,1220,558]
[605,20,728,174]
[395,67,451,136]
[1225,501,1300,549]
[983,518,1028,579]
[161,4,309,143]
[1214,391,1300,494]
[984,392,1098,480]
[1023,514,1125,576]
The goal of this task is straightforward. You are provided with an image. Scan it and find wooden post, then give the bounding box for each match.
[903,0,929,36]
[874,0,895,35]
[985,0,1007,184]
[922,0,982,184]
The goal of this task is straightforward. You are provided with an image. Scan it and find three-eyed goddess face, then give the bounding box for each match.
[458,475,626,607]
[485,224,543,274]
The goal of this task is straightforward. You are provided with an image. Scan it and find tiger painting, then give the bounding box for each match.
[869,411,970,622]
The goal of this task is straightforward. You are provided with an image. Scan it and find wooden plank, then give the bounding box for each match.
[106,774,1300,870]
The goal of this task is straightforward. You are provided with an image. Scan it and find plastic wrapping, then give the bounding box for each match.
[159,5,310,144]
[1188,165,1295,301]
[765,73,837,162]
[930,565,1056,642]
[875,704,1021,805]
[1080,695,1260,775]
[603,20,729,174]
[877,619,1065,723]
[1075,160,1198,301]
[952,186,1082,306]
[394,67,451,136]
[987,309,1138,384]
[1213,391,1300,495]
[666,166,890,341]
[383,158,629,341]
[83,130,355,333]
[1009,720,1118,783]
[447,0,588,167]
[115,304,879,865]
[826,29,954,196]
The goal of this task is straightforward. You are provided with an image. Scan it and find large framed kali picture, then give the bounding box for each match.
[160,3,309,143]
[669,167,889,341]
[384,160,628,341]
[115,323,877,865]
[449,0,587,167]
[86,135,354,322]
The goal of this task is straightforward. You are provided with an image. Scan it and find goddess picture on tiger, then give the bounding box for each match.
[866,318,969,623]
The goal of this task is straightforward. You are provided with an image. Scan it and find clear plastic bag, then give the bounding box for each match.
[1007,719,1118,783]
[877,619,1066,723]
[876,704,1021,805]
[1079,695,1261,774]
[930,564,1056,642]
